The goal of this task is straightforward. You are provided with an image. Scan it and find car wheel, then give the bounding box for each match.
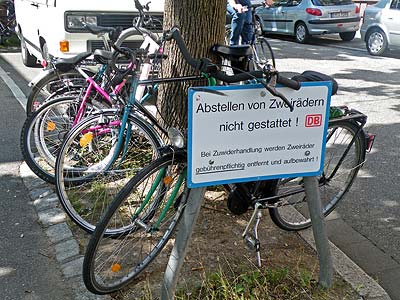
[366,28,388,56]
[21,35,39,67]
[339,31,356,41]
[295,22,310,44]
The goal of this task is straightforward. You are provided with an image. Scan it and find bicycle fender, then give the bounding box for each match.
[28,68,53,87]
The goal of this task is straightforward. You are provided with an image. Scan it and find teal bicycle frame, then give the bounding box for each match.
[131,166,187,232]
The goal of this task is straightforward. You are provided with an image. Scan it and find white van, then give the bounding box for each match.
[14,0,164,67]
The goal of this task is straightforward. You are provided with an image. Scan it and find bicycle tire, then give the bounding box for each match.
[251,36,276,69]
[26,69,93,114]
[55,110,163,235]
[20,95,104,183]
[83,152,188,294]
[269,120,366,231]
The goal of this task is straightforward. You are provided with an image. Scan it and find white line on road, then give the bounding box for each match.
[0,65,27,111]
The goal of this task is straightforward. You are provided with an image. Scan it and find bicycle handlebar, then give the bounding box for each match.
[163,27,299,111]
[134,0,148,12]
[84,24,122,44]
[131,0,161,43]
[164,27,264,83]
[276,73,301,90]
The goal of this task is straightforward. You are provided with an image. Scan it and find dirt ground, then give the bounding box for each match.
[74,190,359,300]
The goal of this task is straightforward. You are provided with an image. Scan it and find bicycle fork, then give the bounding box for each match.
[242,202,263,267]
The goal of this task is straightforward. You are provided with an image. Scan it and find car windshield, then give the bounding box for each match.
[312,0,353,5]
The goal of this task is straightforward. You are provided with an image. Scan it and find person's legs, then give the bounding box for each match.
[240,0,253,44]
[227,3,245,45]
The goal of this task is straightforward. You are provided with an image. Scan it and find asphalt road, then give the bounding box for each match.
[0,34,399,298]
[0,54,72,299]
[268,33,400,298]
[269,34,400,258]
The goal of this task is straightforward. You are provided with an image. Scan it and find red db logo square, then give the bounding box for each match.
[305,114,322,127]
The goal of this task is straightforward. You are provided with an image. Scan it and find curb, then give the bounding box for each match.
[19,162,111,300]
[0,46,20,53]
[19,162,392,300]
[299,224,392,300]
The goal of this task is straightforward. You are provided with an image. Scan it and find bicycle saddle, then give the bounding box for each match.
[291,70,338,96]
[93,49,113,64]
[54,52,92,72]
[211,44,252,59]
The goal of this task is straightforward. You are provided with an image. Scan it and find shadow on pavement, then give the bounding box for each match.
[266,33,400,60]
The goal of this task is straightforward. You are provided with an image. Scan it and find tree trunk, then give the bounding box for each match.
[158,0,226,131]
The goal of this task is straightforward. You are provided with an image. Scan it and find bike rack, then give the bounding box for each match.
[161,187,206,299]
[160,176,333,299]
[303,176,333,288]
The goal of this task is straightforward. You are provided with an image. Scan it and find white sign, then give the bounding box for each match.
[187,82,332,188]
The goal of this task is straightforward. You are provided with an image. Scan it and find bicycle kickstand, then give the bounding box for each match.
[242,202,263,267]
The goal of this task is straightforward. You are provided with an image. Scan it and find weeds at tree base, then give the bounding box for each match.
[66,190,358,300]
[173,263,354,300]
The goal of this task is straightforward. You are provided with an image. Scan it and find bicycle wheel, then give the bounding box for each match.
[26,69,92,114]
[55,110,163,234]
[251,37,276,69]
[20,95,103,183]
[224,25,231,45]
[83,152,188,294]
[269,120,366,231]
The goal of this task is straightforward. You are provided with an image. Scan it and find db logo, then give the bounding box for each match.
[305,114,322,127]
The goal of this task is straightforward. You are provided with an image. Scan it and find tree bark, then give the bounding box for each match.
[158,0,226,131]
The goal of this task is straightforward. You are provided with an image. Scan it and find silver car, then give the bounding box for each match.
[255,0,361,43]
[360,0,400,56]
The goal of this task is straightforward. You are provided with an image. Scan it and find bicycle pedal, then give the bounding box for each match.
[243,234,260,251]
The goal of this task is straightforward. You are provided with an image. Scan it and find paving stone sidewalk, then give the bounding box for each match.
[19,163,111,300]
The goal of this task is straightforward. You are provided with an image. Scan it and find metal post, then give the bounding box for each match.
[303,176,333,288]
[161,187,206,300]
